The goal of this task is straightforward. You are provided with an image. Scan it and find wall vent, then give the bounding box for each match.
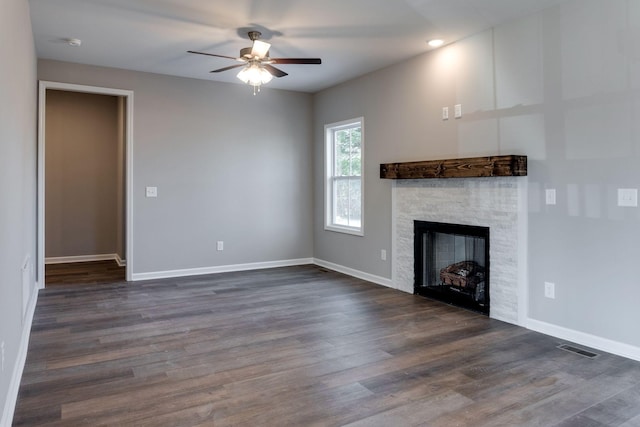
[557,344,599,359]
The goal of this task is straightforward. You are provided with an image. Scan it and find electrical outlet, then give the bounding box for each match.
[381,249,387,261]
[618,188,638,207]
[1,341,5,372]
[216,241,224,251]
[442,107,449,120]
[545,189,556,205]
[544,282,555,299]
[145,186,158,198]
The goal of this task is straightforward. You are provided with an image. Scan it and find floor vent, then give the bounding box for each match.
[557,344,599,359]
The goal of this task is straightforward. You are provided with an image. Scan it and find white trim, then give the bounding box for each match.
[45,254,124,265]
[527,318,640,362]
[115,253,126,267]
[37,82,45,288]
[516,179,529,327]
[125,91,134,282]
[324,224,364,237]
[131,258,314,281]
[391,181,398,292]
[313,258,394,289]
[1,289,38,427]
[37,81,135,287]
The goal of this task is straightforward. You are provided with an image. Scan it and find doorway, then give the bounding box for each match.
[37,81,134,287]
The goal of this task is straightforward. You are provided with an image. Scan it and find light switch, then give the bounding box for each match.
[544,282,555,299]
[618,188,638,207]
[454,104,462,118]
[442,107,449,120]
[146,186,158,198]
[545,189,556,205]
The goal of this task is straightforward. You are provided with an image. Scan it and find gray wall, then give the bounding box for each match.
[0,0,37,419]
[45,90,122,258]
[38,60,314,274]
[313,0,640,348]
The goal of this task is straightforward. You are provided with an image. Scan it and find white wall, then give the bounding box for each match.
[38,61,314,276]
[313,0,640,351]
[0,0,38,422]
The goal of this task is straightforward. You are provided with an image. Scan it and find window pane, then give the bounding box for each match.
[333,178,350,226]
[332,177,362,227]
[335,129,351,177]
[348,178,361,227]
[350,128,362,176]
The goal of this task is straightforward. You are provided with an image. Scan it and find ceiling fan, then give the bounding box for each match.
[188,31,322,94]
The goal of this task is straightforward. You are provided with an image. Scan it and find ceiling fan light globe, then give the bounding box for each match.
[260,68,273,84]
[236,67,251,83]
[237,63,272,87]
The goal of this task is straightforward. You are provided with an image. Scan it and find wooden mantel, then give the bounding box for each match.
[380,155,527,179]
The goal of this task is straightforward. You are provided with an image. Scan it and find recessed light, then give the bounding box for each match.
[428,39,444,48]
[66,38,82,47]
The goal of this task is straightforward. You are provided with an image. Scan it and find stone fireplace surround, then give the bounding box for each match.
[392,177,528,325]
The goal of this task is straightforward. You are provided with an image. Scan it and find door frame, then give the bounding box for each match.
[37,81,134,286]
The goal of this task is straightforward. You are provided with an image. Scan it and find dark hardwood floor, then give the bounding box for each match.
[45,260,125,286]
[14,265,640,426]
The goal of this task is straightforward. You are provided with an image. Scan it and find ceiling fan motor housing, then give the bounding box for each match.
[240,47,254,58]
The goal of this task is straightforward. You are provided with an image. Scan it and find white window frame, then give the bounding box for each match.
[324,117,364,236]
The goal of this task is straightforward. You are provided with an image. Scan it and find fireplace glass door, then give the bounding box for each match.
[414,221,489,315]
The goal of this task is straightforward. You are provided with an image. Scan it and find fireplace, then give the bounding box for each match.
[392,176,526,324]
[414,221,490,315]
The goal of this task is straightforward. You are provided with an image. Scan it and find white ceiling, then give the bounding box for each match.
[29,0,565,93]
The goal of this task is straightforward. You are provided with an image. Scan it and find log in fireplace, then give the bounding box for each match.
[414,221,490,315]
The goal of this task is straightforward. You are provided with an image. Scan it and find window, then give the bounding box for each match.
[325,117,363,235]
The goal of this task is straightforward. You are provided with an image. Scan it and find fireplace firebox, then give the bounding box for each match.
[414,221,490,315]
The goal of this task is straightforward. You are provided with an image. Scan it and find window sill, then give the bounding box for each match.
[325,224,364,237]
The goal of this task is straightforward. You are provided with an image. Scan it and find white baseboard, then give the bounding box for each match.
[131,258,315,281]
[1,288,38,427]
[527,318,640,362]
[115,253,126,267]
[313,258,394,289]
[45,253,123,265]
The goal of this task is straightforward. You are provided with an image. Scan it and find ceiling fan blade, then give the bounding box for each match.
[264,64,288,78]
[251,40,271,58]
[210,64,246,73]
[271,58,322,65]
[187,50,238,60]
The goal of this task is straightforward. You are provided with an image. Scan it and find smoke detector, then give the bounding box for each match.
[66,38,82,47]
